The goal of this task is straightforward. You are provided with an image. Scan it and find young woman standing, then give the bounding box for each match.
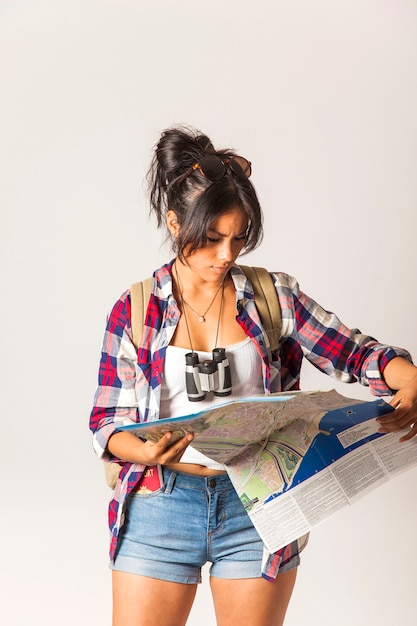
[90,126,417,626]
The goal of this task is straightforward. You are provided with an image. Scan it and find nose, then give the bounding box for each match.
[217,239,234,263]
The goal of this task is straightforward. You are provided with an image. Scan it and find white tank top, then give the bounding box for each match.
[160,337,264,470]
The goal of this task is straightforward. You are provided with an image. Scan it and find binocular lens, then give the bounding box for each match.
[184,349,232,401]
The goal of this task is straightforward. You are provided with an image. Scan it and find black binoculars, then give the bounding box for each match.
[185,348,232,402]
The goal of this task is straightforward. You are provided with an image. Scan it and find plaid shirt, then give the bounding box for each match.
[90,260,410,579]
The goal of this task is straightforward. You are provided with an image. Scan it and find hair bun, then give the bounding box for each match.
[195,134,215,153]
[155,127,214,185]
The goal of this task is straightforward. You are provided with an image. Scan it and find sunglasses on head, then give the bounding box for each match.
[189,155,252,181]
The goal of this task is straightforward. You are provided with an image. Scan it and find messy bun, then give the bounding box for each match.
[147,125,263,259]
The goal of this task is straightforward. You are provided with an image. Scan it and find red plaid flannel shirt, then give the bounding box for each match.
[90,260,411,579]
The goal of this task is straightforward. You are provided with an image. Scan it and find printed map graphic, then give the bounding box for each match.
[118,390,415,556]
[118,390,370,508]
[225,392,363,511]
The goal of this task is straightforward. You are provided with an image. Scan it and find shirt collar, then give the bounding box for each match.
[153,260,255,303]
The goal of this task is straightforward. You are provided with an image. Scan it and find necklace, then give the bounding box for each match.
[174,264,225,351]
[175,269,224,323]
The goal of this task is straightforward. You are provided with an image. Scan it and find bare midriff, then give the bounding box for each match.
[165,462,227,476]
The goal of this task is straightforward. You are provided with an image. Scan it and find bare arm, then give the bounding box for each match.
[377,357,417,441]
[107,430,195,465]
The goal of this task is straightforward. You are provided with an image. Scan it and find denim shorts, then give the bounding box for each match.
[112,468,300,584]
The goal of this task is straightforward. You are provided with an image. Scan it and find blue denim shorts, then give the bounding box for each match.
[112,468,300,584]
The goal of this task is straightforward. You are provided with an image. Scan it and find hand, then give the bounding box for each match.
[377,371,417,442]
[107,430,194,465]
[140,431,195,465]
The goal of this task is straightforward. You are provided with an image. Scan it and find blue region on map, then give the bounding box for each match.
[278,399,394,493]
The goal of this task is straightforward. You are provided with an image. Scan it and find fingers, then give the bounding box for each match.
[377,411,411,432]
[376,374,417,441]
[399,424,417,442]
[377,408,409,430]
[145,431,194,464]
[161,432,194,462]
[377,400,417,440]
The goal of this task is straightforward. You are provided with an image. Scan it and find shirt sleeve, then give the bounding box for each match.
[276,272,413,395]
[89,290,140,461]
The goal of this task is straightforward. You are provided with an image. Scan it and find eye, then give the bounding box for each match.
[207,237,220,243]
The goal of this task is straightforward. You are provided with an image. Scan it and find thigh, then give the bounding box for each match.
[210,568,298,626]
[112,570,197,626]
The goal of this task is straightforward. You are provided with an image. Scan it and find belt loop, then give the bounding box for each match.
[163,469,178,494]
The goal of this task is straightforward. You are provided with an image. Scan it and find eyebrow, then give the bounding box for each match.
[208,227,248,237]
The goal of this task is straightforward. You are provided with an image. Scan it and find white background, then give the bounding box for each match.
[1,1,417,624]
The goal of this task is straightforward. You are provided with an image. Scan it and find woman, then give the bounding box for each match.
[90,126,417,626]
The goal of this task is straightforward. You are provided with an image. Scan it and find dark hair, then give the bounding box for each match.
[147,126,263,260]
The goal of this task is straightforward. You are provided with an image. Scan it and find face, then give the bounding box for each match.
[167,206,248,283]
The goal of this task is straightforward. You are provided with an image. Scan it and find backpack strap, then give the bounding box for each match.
[130,277,153,349]
[104,277,153,489]
[239,265,281,355]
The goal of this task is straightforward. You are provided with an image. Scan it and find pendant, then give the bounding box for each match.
[199,316,205,323]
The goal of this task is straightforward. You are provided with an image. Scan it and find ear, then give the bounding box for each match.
[166,210,180,238]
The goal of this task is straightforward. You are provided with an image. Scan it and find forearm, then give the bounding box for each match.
[382,357,417,391]
[107,431,147,464]
[107,429,195,466]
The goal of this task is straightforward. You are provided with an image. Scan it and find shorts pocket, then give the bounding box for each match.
[132,465,164,497]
